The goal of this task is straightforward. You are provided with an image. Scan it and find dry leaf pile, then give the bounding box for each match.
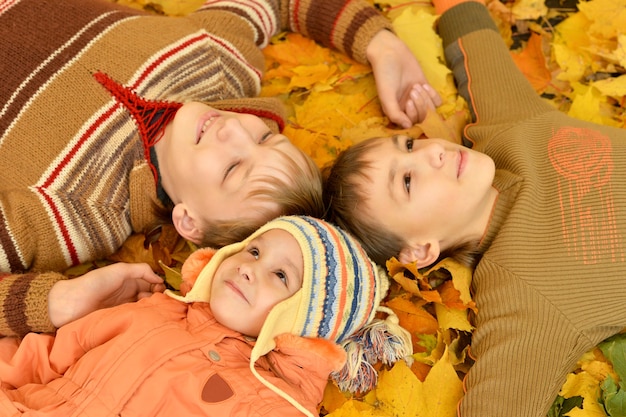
[90,1,626,416]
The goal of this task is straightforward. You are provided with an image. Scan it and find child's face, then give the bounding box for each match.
[358,136,496,257]
[209,229,304,337]
[156,102,308,229]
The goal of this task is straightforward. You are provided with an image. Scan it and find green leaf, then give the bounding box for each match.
[599,334,626,387]
[601,376,626,417]
[548,395,584,417]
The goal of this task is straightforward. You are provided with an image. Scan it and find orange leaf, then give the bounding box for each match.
[386,294,439,342]
[411,360,433,383]
[438,280,467,310]
[511,32,552,94]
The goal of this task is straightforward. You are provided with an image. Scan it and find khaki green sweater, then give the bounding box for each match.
[0,0,391,336]
[436,2,626,416]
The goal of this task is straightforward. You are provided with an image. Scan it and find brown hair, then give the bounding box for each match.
[323,137,479,268]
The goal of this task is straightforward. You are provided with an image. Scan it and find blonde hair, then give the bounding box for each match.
[323,137,479,267]
[198,148,324,248]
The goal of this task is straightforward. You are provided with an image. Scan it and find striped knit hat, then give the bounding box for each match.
[168,215,412,416]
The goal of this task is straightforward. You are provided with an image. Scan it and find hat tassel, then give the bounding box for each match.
[331,307,413,393]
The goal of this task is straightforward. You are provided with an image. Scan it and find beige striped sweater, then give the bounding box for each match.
[0,0,391,336]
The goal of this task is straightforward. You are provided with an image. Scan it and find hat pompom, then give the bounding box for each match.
[331,308,413,393]
[179,247,216,296]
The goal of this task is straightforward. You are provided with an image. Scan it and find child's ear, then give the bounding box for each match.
[172,203,203,244]
[398,241,440,268]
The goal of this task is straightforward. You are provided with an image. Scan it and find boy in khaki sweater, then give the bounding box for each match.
[324,0,626,415]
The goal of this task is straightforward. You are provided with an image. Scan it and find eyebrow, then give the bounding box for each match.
[387,135,402,203]
[265,133,288,147]
[253,234,302,286]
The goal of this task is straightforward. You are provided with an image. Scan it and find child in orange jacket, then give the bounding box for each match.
[0,216,411,416]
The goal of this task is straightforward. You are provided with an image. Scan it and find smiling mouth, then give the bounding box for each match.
[457,150,466,178]
[197,114,219,144]
[226,281,248,303]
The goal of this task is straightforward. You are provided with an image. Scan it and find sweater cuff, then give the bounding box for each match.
[348,14,394,65]
[0,272,62,337]
[433,0,485,16]
[437,1,498,50]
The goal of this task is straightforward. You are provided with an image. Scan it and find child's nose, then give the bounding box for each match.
[423,143,445,169]
[216,117,251,144]
[237,264,256,282]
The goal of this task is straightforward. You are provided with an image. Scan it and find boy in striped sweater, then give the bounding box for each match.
[0,0,440,336]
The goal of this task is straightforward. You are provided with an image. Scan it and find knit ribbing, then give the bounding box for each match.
[438,3,626,416]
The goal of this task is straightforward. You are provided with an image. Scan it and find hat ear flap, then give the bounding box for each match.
[180,247,217,295]
[274,334,347,372]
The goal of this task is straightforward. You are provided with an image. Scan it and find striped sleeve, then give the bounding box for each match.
[284,0,393,64]
[193,0,393,64]
[0,272,61,337]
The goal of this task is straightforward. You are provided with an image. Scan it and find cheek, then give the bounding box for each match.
[186,153,223,189]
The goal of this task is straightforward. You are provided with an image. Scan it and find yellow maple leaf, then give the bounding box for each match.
[434,304,474,332]
[426,329,471,369]
[372,351,463,417]
[578,349,619,384]
[320,381,350,415]
[593,74,626,98]
[511,0,548,20]
[577,0,626,40]
[552,12,593,83]
[559,372,608,417]
[567,82,620,127]
[616,34,626,69]
[417,110,463,144]
[292,89,379,136]
[326,399,388,417]
[265,33,334,67]
[288,63,338,91]
[282,125,348,169]
[553,42,589,83]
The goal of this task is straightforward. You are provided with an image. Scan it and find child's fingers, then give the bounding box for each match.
[423,84,443,107]
[409,85,428,123]
[405,99,418,125]
[378,87,411,128]
[408,84,439,123]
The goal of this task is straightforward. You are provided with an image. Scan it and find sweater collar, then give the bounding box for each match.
[149,145,173,208]
[477,169,522,254]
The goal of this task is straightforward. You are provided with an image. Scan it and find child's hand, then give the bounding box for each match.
[366,30,442,128]
[48,263,166,328]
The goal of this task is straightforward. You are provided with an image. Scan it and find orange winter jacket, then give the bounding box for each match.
[0,293,338,416]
